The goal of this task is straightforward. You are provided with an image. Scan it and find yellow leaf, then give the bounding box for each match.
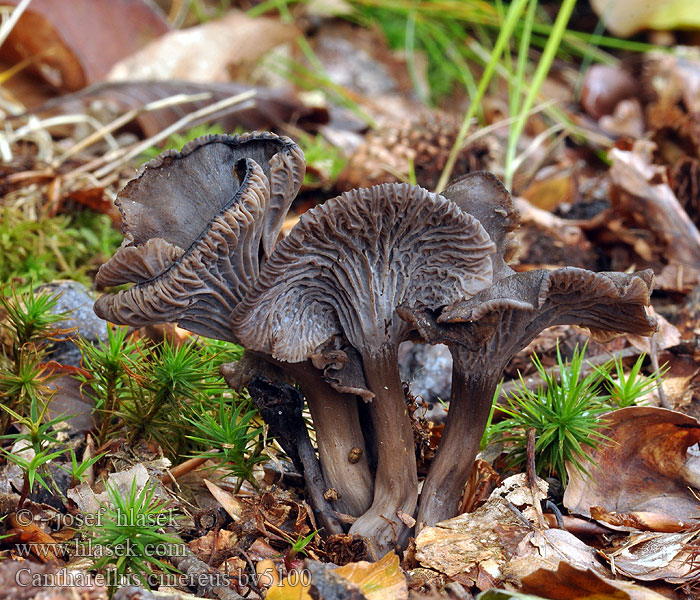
[335,552,408,600]
[265,578,312,600]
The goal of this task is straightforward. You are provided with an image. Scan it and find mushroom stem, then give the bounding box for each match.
[290,367,374,517]
[416,355,500,528]
[349,344,418,554]
[247,376,344,535]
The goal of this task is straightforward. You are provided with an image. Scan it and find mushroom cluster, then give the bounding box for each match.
[95,132,658,555]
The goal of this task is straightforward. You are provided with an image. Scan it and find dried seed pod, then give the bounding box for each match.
[338,113,495,191]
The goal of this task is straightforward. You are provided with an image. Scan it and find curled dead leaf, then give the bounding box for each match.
[107,11,298,83]
[0,0,169,91]
[604,530,700,583]
[564,407,700,525]
[521,561,670,599]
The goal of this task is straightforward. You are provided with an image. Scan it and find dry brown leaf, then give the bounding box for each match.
[107,11,298,83]
[589,506,695,533]
[626,309,680,355]
[503,528,610,582]
[644,48,700,114]
[266,577,312,600]
[521,169,574,212]
[521,561,669,600]
[604,530,700,583]
[0,0,169,91]
[416,475,558,585]
[655,263,700,294]
[460,459,501,514]
[188,528,238,558]
[203,479,243,522]
[334,552,407,600]
[270,553,406,600]
[599,99,645,139]
[564,407,700,525]
[609,141,700,267]
[513,197,598,270]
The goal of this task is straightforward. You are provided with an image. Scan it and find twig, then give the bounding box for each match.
[161,456,210,485]
[650,334,672,409]
[92,90,257,180]
[526,427,546,529]
[0,0,31,48]
[544,500,565,529]
[54,92,212,167]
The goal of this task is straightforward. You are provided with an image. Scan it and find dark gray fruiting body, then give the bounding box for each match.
[93,132,372,535]
[400,266,658,528]
[247,376,344,535]
[231,182,495,554]
[95,134,658,554]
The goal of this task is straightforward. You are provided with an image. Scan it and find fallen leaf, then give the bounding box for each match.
[266,577,312,600]
[564,407,700,525]
[604,530,700,583]
[645,48,700,114]
[589,506,694,533]
[599,99,645,139]
[203,479,243,522]
[521,169,574,212]
[521,561,670,599]
[0,0,169,91]
[590,0,700,37]
[609,140,700,268]
[626,310,680,355]
[107,11,298,83]
[334,552,407,600]
[416,475,603,587]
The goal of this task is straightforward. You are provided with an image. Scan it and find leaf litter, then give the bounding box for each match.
[1,1,700,599]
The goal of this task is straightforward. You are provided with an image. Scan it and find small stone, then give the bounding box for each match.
[34,280,108,367]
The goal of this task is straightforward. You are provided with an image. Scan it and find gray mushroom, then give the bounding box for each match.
[94,132,374,528]
[231,182,496,554]
[94,132,305,339]
[400,267,658,529]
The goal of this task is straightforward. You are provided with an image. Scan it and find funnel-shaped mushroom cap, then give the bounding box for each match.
[402,267,657,353]
[96,131,304,288]
[231,183,496,363]
[440,267,657,341]
[441,171,520,279]
[94,158,272,341]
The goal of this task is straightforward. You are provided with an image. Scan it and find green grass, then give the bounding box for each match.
[297,132,348,186]
[597,353,669,409]
[185,393,267,490]
[248,0,661,193]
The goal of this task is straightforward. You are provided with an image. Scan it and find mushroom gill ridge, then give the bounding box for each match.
[230,182,496,555]
[94,159,271,342]
[230,182,496,362]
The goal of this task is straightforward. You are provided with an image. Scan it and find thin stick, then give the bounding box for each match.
[526,427,546,529]
[650,334,672,409]
[0,0,31,48]
[54,92,212,167]
[13,114,119,152]
[93,90,257,180]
